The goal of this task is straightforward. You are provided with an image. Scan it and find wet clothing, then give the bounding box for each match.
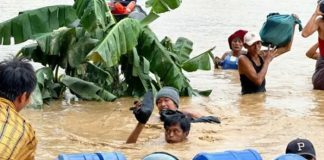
[0,98,37,160]
[312,55,324,90]
[318,37,324,57]
[240,54,266,94]
[221,54,238,69]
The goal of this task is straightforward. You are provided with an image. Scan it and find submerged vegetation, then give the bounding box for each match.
[0,0,214,107]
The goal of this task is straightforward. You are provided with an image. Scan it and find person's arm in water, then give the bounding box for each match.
[126,123,145,143]
[181,109,202,119]
[214,52,229,69]
[238,49,276,85]
[306,43,320,60]
[302,5,323,37]
[126,91,154,144]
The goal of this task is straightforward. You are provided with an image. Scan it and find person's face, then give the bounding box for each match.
[156,97,177,112]
[165,123,188,143]
[231,38,243,52]
[246,41,261,54]
[14,92,31,112]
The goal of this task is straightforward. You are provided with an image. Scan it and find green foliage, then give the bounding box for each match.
[0,5,77,45]
[146,0,182,13]
[61,75,117,101]
[87,18,142,66]
[73,0,115,32]
[0,0,213,108]
[182,47,215,72]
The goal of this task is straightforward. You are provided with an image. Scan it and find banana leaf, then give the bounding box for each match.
[20,27,98,71]
[73,0,115,33]
[174,37,193,63]
[161,36,193,65]
[33,27,74,56]
[140,12,159,27]
[83,62,114,86]
[60,75,117,101]
[137,28,192,95]
[18,43,49,67]
[182,47,215,72]
[146,0,181,14]
[87,18,142,67]
[18,27,75,69]
[0,5,77,45]
[28,84,43,109]
[67,36,98,68]
[35,67,63,99]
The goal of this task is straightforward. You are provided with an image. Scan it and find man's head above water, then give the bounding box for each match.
[155,87,180,112]
[163,112,191,143]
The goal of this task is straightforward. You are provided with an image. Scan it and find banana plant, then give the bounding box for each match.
[0,0,214,108]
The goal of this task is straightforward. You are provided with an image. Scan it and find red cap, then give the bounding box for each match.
[228,30,247,49]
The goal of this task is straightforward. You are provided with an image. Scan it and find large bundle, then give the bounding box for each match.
[259,13,302,47]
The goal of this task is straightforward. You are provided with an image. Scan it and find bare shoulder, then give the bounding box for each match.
[238,54,248,62]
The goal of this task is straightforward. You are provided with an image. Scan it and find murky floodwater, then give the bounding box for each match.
[1,0,324,159]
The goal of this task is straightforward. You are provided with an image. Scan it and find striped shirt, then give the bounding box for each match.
[0,98,37,160]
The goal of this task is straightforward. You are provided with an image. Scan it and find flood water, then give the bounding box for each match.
[1,0,324,159]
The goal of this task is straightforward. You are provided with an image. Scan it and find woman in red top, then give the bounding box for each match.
[302,3,324,90]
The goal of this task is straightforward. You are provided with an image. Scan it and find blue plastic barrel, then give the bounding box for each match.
[193,149,262,160]
[57,152,126,160]
[274,154,306,160]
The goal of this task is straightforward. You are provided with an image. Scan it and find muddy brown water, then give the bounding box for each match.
[1,0,324,159]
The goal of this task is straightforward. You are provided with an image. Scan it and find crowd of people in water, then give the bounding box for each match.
[1,0,324,159]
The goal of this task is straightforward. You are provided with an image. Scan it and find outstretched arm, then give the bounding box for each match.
[306,43,320,60]
[126,123,145,143]
[302,5,322,37]
[126,91,154,144]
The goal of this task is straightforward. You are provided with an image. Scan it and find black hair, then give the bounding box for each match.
[0,58,36,101]
[163,113,191,133]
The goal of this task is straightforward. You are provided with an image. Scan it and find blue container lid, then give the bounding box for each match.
[57,151,126,160]
[274,154,306,160]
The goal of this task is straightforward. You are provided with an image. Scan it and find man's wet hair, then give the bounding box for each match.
[0,58,36,101]
[163,113,191,133]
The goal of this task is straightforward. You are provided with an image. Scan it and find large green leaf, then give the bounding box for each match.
[87,18,142,67]
[160,36,193,65]
[0,5,77,45]
[146,0,182,14]
[35,67,63,99]
[18,27,76,69]
[137,28,193,95]
[140,12,159,27]
[20,27,98,70]
[28,84,44,109]
[60,75,117,101]
[83,62,114,86]
[174,37,193,63]
[67,36,98,68]
[73,0,115,32]
[181,47,215,72]
[34,27,74,56]
[18,43,49,67]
